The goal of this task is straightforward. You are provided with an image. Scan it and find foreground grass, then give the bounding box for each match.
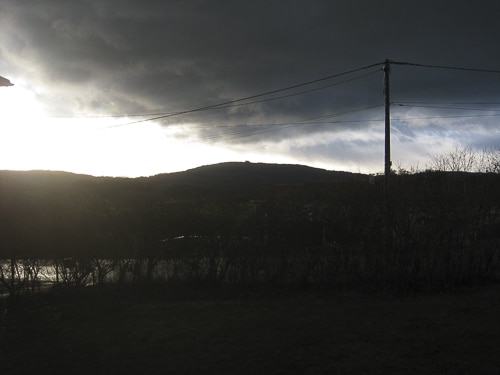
[1,284,500,374]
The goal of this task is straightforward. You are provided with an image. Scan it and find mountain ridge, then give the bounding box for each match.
[142,161,367,190]
[0,162,367,191]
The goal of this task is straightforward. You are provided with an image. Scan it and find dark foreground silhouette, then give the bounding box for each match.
[1,284,499,374]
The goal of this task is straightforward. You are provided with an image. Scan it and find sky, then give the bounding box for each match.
[1,0,500,177]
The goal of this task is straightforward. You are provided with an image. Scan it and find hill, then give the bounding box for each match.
[0,162,364,192]
[142,161,366,190]
[0,163,365,258]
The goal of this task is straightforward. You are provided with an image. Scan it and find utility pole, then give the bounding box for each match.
[383,59,391,185]
[383,60,393,252]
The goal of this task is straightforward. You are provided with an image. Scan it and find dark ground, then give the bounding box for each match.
[1,284,499,374]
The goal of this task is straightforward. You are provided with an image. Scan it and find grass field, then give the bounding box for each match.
[1,284,500,374]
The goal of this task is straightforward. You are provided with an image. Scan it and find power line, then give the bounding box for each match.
[186,104,384,129]
[391,101,500,121]
[40,60,500,127]
[27,59,500,146]
[392,113,500,121]
[154,109,500,144]
[106,62,384,128]
[183,105,384,142]
[46,111,178,119]
[299,104,383,122]
[89,101,500,139]
[194,69,381,112]
[27,60,500,124]
[51,69,381,121]
[395,101,500,106]
[391,60,500,74]
[394,103,500,112]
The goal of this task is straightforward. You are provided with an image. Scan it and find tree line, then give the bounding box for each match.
[1,147,500,296]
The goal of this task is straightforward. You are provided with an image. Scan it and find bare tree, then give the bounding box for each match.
[428,145,476,172]
[482,146,500,173]
[428,145,500,173]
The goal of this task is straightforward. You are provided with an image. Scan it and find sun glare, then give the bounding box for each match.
[0,84,48,170]
[0,84,249,177]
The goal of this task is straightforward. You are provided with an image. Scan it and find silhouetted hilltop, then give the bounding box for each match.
[143,162,365,190]
[0,162,364,190]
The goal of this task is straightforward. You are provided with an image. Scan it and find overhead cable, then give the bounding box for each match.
[390,60,500,74]
[394,103,500,112]
[110,62,385,127]
[51,69,381,120]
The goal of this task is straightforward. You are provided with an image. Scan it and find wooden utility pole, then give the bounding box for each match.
[383,59,393,252]
[384,59,391,184]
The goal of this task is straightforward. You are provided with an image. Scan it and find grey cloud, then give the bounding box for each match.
[1,0,499,150]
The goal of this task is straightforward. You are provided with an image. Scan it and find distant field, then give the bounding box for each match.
[2,284,500,374]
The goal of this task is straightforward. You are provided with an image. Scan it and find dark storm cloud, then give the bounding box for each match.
[1,0,500,147]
